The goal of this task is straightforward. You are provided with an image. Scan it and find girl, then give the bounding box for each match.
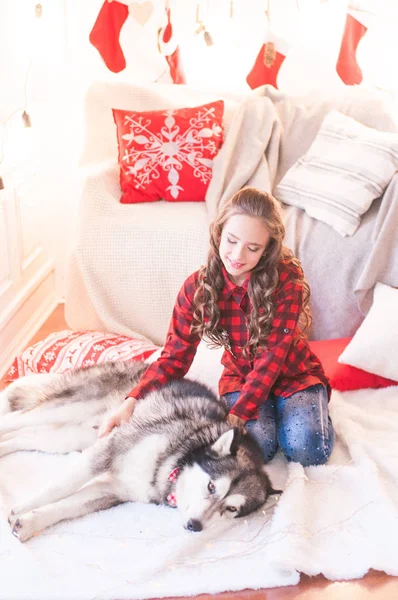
[99,187,334,466]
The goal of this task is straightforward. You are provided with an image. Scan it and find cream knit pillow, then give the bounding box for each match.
[338,283,398,381]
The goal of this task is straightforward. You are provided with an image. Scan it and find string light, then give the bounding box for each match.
[0,4,40,189]
[195,0,214,46]
[22,111,32,128]
[0,107,32,191]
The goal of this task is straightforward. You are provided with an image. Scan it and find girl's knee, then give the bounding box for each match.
[276,386,334,467]
[245,421,278,464]
[282,442,331,466]
[261,436,278,463]
[279,430,334,467]
[249,434,278,463]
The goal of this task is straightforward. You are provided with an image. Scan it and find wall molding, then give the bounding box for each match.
[0,264,58,380]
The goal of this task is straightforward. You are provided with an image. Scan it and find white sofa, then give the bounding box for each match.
[65,81,398,345]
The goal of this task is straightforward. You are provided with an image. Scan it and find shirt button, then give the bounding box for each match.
[283,328,289,334]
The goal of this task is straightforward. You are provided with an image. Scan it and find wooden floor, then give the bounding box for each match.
[2,305,398,600]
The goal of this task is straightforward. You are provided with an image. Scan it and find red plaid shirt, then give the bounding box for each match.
[127,259,330,421]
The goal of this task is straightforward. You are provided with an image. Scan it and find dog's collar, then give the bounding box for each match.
[167,467,180,508]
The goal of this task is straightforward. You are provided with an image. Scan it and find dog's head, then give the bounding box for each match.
[175,428,280,532]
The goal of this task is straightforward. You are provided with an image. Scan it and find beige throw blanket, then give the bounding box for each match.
[205,95,281,219]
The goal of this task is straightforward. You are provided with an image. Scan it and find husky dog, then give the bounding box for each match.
[0,361,280,542]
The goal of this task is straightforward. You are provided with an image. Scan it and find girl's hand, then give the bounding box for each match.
[227,413,247,434]
[98,397,137,437]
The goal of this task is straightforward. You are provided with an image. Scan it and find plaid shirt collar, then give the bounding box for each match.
[221,266,250,301]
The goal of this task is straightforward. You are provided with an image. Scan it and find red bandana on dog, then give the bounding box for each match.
[167,467,180,508]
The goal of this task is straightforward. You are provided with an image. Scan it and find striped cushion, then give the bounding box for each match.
[275,111,398,236]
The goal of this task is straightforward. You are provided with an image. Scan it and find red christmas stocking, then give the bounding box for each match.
[336,12,368,85]
[157,8,186,84]
[246,34,290,90]
[89,0,129,73]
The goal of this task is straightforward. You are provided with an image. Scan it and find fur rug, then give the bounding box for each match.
[1,356,398,599]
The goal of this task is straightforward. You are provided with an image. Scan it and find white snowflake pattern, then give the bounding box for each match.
[93,344,105,351]
[82,359,95,367]
[44,351,56,361]
[121,106,223,199]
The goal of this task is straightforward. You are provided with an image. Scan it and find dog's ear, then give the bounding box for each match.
[211,429,240,457]
[229,427,242,455]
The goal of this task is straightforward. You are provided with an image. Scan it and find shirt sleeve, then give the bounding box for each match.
[126,273,201,400]
[229,269,303,421]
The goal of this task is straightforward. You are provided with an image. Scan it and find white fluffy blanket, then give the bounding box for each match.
[1,357,398,599]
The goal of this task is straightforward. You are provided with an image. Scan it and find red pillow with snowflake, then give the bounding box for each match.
[112,100,224,203]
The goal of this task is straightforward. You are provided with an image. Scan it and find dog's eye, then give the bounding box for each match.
[208,481,216,494]
[226,506,237,512]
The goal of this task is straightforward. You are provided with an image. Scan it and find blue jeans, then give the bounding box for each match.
[223,384,335,466]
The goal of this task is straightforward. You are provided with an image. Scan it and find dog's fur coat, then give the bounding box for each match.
[0,361,279,541]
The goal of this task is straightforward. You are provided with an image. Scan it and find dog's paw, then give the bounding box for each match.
[8,504,25,521]
[9,512,38,542]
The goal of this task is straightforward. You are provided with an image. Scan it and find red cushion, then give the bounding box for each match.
[112,100,224,203]
[6,330,159,381]
[309,337,398,391]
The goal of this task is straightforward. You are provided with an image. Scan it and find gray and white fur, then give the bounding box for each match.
[0,361,280,542]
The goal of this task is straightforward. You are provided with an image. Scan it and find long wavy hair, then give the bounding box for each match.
[191,187,312,357]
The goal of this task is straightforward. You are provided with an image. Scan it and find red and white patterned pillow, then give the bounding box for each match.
[6,330,159,381]
[112,100,224,203]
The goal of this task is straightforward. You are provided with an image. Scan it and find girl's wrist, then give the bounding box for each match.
[124,396,137,407]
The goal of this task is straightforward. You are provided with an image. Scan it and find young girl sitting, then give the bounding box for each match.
[99,187,334,466]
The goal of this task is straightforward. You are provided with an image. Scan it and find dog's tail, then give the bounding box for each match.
[1,373,66,413]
